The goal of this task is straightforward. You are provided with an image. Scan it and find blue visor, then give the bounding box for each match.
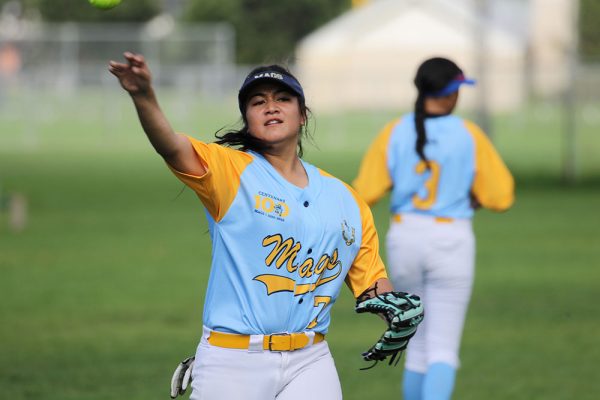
[427,75,476,97]
[238,70,305,113]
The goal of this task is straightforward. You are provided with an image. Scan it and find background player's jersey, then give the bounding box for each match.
[169,137,387,335]
[353,114,514,218]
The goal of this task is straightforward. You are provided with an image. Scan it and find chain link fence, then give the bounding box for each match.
[1,21,599,180]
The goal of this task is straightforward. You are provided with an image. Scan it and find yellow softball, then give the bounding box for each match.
[88,0,122,10]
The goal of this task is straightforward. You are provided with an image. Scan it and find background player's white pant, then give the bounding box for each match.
[190,329,342,400]
[386,213,475,372]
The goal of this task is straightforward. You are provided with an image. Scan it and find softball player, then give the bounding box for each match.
[352,57,514,400]
[109,52,399,400]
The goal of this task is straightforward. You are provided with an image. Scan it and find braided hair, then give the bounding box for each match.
[413,57,463,165]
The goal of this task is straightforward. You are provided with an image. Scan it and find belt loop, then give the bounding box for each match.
[305,331,315,346]
[202,326,212,344]
[248,334,265,352]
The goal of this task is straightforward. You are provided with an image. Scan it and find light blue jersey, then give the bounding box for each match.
[387,114,475,218]
[353,114,514,218]
[170,137,387,335]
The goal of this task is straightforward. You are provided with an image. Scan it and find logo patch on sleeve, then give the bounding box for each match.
[341,220,355,246]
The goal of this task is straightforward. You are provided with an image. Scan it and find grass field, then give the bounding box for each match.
[1,90,599,399]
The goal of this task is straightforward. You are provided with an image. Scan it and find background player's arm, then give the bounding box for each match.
[352,120,398,206]
[464,120,514,211]
[109,52,205,176]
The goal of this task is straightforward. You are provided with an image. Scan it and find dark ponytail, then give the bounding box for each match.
[214,126,271,154]
[413,57,464,166]
[414,92,428,165]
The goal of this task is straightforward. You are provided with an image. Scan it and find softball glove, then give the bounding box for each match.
[356,290,424,369]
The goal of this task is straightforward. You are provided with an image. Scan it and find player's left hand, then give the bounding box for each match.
[170,356,194,399]
[355,290,424,369]
[361,326,415,364]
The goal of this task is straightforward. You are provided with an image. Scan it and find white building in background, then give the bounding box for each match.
[529,0,579,97]
[295,0,577,113]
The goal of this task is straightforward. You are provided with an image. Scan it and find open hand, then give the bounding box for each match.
[109,52,152,96]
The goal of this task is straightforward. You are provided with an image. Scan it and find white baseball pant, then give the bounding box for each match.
[189,327,343,400]
[385,213,475,372]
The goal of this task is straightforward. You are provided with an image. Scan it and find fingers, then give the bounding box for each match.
[181,364,193,393]
[123,51,146,68]
[169,357,194,399]
[170,363,185,399]
[108,56,149,85]
[108,52,146,72]
[108,60,126,75]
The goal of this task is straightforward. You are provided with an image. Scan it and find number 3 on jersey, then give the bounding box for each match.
[412,160,441,210]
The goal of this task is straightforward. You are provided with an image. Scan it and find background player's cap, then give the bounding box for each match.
[238,68,305,114]
[427,73,476,97]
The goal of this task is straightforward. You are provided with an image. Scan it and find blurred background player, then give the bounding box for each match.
[109,51,411,400]
[352,57,514,400]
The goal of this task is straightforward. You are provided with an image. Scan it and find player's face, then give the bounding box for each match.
[244,82,305,150]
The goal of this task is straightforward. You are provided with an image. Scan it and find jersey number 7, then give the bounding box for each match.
[306,296,331,329]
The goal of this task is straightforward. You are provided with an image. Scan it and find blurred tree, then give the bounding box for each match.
[182,0,350,64]
[580,0,600,61]
[8,0,161,22]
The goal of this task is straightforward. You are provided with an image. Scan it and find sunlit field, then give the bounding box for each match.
[1,90,599,399]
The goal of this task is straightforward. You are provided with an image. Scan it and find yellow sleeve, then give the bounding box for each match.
[343,183,389,298]
[167,135,253,222]
[351,119,399,206]
[464,121,515,211]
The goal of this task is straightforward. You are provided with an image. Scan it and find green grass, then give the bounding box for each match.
[1,92,600,399]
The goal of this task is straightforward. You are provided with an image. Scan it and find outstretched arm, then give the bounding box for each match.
[109,52,205,176]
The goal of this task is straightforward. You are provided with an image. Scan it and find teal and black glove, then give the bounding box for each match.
[355,291,424,368]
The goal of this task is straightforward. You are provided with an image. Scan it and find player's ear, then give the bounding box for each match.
[299,106,307,127]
